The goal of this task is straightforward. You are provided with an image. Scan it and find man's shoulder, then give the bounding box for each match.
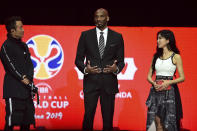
[1,38,20,51]
[0,39,10,56]
[81,28,96,34]
[1,39,10,48]
[109,28,122,36]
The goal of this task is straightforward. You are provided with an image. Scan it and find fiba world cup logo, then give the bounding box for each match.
[26,35,64,80]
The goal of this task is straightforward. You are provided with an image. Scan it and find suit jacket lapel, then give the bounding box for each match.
[102,29,113,58]
[91,28,101,59]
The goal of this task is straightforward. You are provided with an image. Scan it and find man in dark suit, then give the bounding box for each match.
[75,8,125,131]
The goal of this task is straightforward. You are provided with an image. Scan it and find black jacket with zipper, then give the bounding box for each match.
[0,34,34,99]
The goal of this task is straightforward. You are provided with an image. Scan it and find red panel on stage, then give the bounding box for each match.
[0,25,196,130]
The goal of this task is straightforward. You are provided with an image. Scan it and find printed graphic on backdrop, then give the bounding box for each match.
[27,35,64,80]
[26,35,69,125]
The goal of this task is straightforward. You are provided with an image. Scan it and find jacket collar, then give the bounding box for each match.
[7,33,22,43]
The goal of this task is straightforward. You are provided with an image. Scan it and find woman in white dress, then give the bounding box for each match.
[146,30,185,131]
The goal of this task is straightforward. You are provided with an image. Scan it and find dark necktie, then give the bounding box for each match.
[99,32,105,58]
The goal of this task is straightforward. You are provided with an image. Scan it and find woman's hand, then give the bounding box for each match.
[153,82,161,91]
[158,80,171,91]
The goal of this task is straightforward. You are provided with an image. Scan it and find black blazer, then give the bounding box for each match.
[75,28,125,94]
[0,34,34,99]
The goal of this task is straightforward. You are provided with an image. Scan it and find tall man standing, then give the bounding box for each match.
[0,16,35,131]
[75,8,125,131]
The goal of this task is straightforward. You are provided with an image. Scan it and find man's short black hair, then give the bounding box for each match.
[4,16,22,34]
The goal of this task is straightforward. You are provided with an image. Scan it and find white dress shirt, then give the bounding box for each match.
[96,27,108,47]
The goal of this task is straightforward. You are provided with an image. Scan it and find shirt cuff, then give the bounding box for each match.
[113,67,119,75]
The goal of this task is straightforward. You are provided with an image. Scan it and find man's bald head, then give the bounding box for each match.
[95,8,109,17]
[94,8,109,30]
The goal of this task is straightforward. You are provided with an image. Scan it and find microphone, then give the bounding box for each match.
[27,82,39,104]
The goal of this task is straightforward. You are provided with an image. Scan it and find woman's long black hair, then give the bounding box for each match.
[152,30,180,75]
